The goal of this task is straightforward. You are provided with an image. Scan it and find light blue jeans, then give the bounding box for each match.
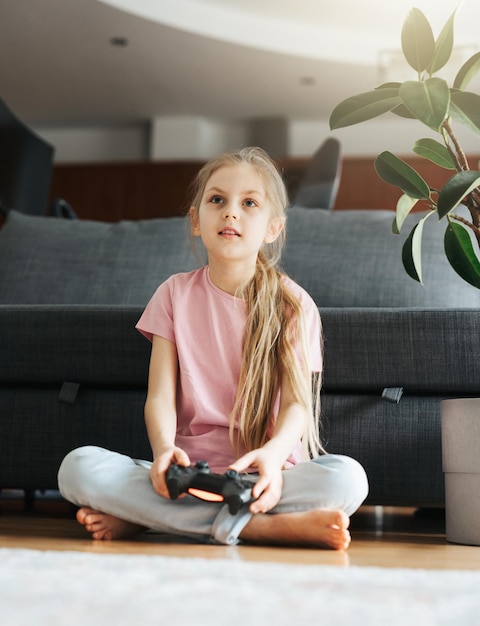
[58,446,369,545]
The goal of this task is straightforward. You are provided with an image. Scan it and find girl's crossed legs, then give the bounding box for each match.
[58,446,368,550]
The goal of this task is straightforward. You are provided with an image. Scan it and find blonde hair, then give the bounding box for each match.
[189,147,324,459]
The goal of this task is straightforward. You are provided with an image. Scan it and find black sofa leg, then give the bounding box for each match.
[24,489,35,512]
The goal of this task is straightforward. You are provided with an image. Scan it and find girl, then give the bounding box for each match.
[58,147,368,550]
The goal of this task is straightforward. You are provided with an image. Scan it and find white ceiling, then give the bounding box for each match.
[1,0,479,128]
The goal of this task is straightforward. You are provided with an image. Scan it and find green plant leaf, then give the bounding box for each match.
[449,91,480,136]
[374,84,420,120]
[428,9,455,74]
[329,89,401,130]
[437,170,480,218]
[402,220,425,284]
[375,151,431,199]
[454,51,480,90]
[376,82,401,89]
[444,221,480,288]
[401,8,435,73]
[391,103,417,119]
[399,79,450,131]
[413,138,456,169]
[393,194,419,233]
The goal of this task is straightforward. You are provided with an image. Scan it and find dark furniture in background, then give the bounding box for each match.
[290,137,342,210]
[0,98,54,216]
[48,152,480,223]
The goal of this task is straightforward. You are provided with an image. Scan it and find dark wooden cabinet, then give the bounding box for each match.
[49,155,480,221]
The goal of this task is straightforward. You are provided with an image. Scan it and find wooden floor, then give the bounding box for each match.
[2,491,480,570]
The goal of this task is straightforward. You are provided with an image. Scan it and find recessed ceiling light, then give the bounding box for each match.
[300,76,316,86]
[110,36,129,47]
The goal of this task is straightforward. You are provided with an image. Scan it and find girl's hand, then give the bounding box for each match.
[229,448,284,514]
[150,446,190,498]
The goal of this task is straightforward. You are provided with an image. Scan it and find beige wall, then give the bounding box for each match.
[37,115,480,163]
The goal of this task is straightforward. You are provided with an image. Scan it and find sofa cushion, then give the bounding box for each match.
[2,305,479,394]
[283,207,480,307]
[1,207,479,307]
[320,308,480,393]
[0,305,147,384]
[0,210,199,305]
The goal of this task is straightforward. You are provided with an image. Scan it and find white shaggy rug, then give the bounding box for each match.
[2,548,480,625]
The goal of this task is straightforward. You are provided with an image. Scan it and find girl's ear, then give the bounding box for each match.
[189,206,201,236]
[264,217,285,244]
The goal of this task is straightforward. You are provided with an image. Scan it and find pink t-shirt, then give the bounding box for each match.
[136,267,322,472]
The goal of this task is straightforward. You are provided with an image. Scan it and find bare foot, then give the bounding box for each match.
[76,507,146,541]
[239,508,351,550]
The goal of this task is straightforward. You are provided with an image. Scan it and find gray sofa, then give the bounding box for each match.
[1,207,479,507]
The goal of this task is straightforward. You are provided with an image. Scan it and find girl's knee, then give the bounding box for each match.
[314,453,366,478]
[278,454,367,512]
[312,454,369,507]
[58,445,104,477]
[57,445,107,501]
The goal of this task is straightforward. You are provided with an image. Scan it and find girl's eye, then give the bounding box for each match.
[210,195,224,204]
[244,199,257,208]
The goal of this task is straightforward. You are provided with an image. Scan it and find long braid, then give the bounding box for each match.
[231,252,324,459]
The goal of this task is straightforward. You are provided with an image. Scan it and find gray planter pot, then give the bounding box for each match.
[442,398,480,546]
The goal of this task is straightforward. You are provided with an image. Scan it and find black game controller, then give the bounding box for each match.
[166,460,257,514]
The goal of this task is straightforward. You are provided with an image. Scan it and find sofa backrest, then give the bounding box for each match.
[282,207,480,307]
[0,210,199,305]
[0,207,479,307]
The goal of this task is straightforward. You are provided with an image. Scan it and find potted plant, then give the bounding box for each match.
[329,6,480,288]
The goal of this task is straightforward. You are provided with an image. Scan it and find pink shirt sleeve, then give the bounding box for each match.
[135,278,175,344]
[283,276,323,374]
